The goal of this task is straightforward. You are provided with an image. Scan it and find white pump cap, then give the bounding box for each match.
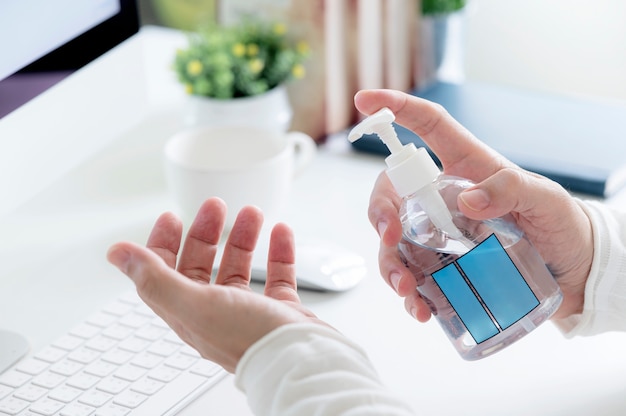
[350,107,473,249]
[348,108,440,197]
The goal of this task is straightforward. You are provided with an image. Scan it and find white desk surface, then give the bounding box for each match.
[2,27,626,416]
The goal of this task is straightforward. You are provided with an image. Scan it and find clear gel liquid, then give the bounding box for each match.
[398,179,563,360]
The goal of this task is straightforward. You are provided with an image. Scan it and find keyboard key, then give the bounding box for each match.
[96,376,130,395]
[85,335,118,353]
[50,359,84,377]
[68,347,101,365]
[13,383,48,402]
[117,337,150,354]
[35,346,67,363]
[114,364,146,382]
[0,370,31,388]
[28,397,65,415]
[112,390,148,408]
[52,335,84,351]
[130,352,163,370]
[94,402,130,416]
[164,353,197,371]
[179,344,201,358]
[130,377,164,396]
[133,325,167,342]
[48,384,83,403]
[147,365,180,383]
[0,384,12,399]
[190,360,223,378]
[163,332,184,345]
[59,402,96,416]
[32,371,65,389]
[101,325,134,341]
[0,395,30,414]
[146,340,180,357]
[78,388,112,407]
[118,313,151,329]
[101,349,133,366]
[16,358,49,376]
[84,360,117,378]
[66,372,100,390]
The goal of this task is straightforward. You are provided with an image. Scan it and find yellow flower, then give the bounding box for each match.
[296,41,309,55]
[232,42,246,57]
[272,23,287,36]
[185,83,194,94]
[246,43,259,57]
[248,58,265,74]
[186,59,203,76]
[291,63,305,79]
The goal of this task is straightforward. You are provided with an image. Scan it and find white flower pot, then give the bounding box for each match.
[417,10,466,90]
[183,85,293,134]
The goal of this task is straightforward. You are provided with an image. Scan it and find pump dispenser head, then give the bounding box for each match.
[348,108,440,198]
[349,108,473,248]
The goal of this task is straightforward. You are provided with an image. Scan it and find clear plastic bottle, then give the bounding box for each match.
[349,108,563,360]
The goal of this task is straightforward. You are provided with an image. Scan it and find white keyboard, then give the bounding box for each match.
[0,291,227,416]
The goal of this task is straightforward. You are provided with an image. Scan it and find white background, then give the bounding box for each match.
[464,0,626,102]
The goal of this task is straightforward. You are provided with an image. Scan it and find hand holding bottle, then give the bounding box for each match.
[354,89,593,323]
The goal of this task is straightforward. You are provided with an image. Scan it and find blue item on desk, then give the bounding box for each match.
[351,81,626,197]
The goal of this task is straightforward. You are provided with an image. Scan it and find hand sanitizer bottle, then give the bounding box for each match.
[349,108,563,360]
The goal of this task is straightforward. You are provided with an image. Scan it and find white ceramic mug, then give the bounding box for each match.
[164,125,316,229]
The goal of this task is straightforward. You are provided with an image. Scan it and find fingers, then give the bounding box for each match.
[368,172,403,248]
[404,292,432,323]
[146,212,183,269]
[177,198,227,283]
[264,223,299,302]
[457,167,567,221]
[354,89,512,181]
[215,205,264,287]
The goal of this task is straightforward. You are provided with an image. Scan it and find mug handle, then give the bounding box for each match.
[286,131,317,176]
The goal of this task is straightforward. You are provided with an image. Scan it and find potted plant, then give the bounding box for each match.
[422,0,466,16]
[173,18,310,132]
[418,0,468,89]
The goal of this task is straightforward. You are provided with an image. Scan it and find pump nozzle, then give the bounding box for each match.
[348,108,404,154]
[349,107,474,250]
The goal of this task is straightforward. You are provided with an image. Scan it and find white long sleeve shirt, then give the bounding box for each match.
[554,200,626,336]
[235,199,626,416]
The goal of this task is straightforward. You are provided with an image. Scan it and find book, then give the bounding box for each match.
[383,0,418,92]
[351,81,626,197]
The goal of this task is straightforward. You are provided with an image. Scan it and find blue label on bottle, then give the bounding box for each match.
[432,234,539,344]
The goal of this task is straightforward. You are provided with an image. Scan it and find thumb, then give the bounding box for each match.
[457,167,561,221]
[107,241,190,308]
[107,241,165,282]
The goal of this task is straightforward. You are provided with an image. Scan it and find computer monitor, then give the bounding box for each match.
[0,0,145,371]
[0,0,145,218]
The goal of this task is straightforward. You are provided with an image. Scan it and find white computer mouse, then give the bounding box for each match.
[214,239,366,292]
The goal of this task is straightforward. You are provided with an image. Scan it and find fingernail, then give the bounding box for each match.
[410,306,418,320]
[389,272,402,292]
[377,221,388,238]
[107,246,131,274]
[459,188,490,212]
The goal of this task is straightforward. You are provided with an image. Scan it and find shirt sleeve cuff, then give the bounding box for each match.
[553,199,626,337]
